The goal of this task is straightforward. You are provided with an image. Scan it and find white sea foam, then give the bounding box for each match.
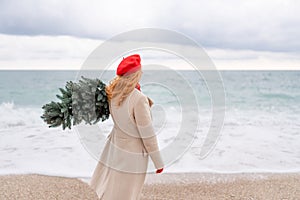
[0,101,299,179]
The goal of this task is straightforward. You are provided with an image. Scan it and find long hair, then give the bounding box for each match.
[105,69,142,106]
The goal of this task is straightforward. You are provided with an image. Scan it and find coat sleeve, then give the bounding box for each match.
[134,95,164,169]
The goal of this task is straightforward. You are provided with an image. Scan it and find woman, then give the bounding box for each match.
[89,54,164,200]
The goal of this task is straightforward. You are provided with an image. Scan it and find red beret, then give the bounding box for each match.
[117,54,141,76]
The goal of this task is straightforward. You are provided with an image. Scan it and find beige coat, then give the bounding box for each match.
[88,88,164,200]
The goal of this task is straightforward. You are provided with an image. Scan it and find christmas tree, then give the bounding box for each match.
[41,76,110,130]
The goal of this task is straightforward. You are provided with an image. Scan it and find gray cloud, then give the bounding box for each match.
[0,0,299,52]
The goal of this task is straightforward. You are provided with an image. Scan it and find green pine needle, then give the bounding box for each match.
[40,76,110,130]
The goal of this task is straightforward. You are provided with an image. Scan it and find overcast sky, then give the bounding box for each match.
[0,0,299,69]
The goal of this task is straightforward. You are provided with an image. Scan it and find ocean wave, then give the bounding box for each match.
[0,100,300,176]
[259,92,297,100]
[0,101,188,130]
[0,101,43,129]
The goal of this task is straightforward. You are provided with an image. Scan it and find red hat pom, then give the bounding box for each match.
[117,54,141,76]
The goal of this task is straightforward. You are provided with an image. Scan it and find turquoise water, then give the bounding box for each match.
[1,70,299,112]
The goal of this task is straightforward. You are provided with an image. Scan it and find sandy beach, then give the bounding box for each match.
[0,172,299,200]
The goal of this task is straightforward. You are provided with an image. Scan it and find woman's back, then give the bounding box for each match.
[109,88,142,140]
[89,54,164,200]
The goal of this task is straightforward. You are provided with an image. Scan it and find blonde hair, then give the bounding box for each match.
[105,69,142,106]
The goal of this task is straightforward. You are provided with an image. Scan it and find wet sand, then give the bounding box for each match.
[0,172,299,200]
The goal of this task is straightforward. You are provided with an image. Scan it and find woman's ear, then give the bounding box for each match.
[147,97,154,107]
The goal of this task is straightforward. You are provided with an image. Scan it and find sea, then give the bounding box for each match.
[0,70,299,179]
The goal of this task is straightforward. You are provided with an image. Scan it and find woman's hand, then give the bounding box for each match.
[156,168,163,174]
